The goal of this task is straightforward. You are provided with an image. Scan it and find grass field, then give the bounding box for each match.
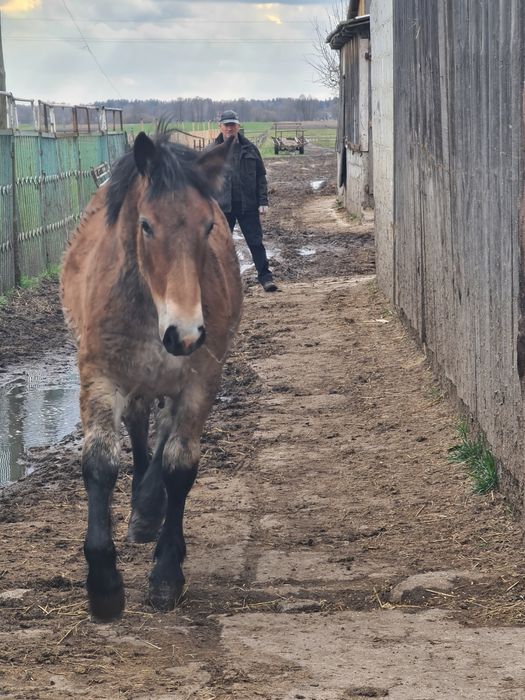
[124,120,336,156]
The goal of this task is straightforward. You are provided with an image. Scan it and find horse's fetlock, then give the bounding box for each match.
[84,541,117,569]
[154,530,186,564]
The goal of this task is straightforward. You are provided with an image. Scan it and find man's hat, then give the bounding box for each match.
[219,110,240,125]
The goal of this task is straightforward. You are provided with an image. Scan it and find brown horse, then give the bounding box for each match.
[61,130,242,621]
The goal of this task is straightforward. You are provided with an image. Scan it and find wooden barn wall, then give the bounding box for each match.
[338,31,372,216]
[342,39,360,147]
[391,1,524,504]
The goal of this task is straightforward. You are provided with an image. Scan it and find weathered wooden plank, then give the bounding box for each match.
[385,0,525,509]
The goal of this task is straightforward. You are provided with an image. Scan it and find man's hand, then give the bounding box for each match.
[258,205,268,215]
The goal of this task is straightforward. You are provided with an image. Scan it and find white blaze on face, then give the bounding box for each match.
[157,298,204,348]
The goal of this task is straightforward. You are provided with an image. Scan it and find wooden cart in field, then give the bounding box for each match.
[271,121,307,155]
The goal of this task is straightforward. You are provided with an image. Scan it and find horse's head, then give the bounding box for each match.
[126,132,232,356]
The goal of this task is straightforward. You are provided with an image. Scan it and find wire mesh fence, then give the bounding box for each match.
[0,98,127,295]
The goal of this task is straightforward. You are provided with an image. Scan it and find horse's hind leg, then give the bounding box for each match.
[123,397,151,500]
[127,435,167,543]
[148,389,213,611]
[80,375,125,622]
[127,403,170,543]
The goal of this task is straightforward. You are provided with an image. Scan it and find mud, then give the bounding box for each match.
[1,148,525,699]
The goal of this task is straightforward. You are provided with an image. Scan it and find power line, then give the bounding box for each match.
[5,17,311,24]
[6,36,311,44]
[61,0,122,99]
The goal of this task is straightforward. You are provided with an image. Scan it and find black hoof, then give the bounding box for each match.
[88,583,125,622]
[128,520,159,544]
[148,575,185,612]
[86,570,125,622]
[127,513,161,544]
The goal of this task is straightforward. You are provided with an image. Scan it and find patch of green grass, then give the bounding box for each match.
[0,284,16,307]
[448,419,498,494]
[19,274,35,290]
[43,264,61,281]
[123,121,336,159]
[4,264,61,297]
[428,386,443,402]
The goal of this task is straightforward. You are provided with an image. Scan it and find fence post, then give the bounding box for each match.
[10,133,20,286]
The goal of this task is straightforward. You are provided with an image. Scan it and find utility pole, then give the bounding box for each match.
[0,13,6,128]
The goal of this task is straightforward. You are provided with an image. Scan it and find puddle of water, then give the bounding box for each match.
[310,179,327,191]
[232,223,279,272]
[0,353,80,487]
[298,247,317,257]
[232,224,253,274]
[233,228,278,275]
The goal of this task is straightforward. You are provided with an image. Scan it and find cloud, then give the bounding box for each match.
[0,0,40,12]
[1,0,336,102]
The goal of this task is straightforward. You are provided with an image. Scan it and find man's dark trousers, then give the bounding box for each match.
[225,206,273,284]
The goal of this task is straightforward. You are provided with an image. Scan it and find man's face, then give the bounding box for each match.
[220,121,240,140]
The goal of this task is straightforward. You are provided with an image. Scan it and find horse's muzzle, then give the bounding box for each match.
[163,325,206,356]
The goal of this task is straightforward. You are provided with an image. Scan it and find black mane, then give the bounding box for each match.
[106,132,215,226]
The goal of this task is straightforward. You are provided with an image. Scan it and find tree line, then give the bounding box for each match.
[96,96,337,124]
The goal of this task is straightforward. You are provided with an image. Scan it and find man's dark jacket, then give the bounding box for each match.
[213,132,268,214]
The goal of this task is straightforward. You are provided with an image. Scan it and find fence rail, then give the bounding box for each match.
[0,95,127,294]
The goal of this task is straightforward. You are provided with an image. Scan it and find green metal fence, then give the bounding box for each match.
[0,134,14,292]
[0,131,127,294]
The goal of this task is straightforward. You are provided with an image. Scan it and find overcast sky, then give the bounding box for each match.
[0,0,339,104]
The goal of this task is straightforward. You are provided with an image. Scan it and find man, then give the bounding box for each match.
[213,110,278,292]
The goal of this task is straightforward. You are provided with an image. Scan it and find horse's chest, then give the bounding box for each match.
[111,338,186,398]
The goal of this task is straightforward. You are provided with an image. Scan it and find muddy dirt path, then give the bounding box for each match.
[1,150,525,699]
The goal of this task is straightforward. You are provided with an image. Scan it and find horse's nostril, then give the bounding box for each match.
[163,326,180,354]
[162,325,205,356]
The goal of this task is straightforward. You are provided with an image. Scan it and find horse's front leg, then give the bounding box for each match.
[80,375,124,622]
[148,394,211,611]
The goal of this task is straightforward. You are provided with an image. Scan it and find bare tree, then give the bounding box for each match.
[306,1,348,94]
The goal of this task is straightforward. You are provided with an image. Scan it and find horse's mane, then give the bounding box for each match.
[106,127,215,226]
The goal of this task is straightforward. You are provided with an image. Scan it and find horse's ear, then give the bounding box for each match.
[196,137,234,191]
[134,132,157,176]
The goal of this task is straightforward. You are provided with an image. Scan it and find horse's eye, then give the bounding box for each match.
[206,222,215,237]
[141,219,153,238]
